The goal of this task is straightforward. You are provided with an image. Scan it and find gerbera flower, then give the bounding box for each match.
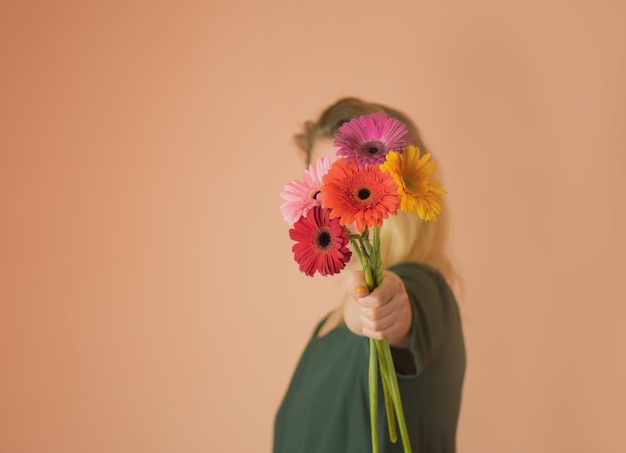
[320,158,401,232]
[333,113,412,167]
[280,156,332,224]
[289,206,352,277]
[380,145,446,221]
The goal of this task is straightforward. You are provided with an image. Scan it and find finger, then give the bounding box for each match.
[358,300,396,321]
[356,288,399,309]
[363,316,407,341]
[346,270,369,299]
[356,275,401,308]
[360,309,396,332]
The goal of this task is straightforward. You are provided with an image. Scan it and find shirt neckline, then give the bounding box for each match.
[312,311,346,340]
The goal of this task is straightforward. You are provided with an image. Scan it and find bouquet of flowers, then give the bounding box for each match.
[280,113,445,453]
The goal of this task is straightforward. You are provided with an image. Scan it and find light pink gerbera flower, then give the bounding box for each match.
[333,113,412,167]
[280,156,332,224]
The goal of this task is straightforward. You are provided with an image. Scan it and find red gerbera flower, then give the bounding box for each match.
[320,158,401,232]
[289,206,352,277]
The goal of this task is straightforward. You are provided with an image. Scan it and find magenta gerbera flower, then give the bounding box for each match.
[280,156,332,224]
[289,206,352,277]
[333,113,412,167]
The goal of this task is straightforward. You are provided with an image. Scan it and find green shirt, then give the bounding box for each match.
[273,263,466,453]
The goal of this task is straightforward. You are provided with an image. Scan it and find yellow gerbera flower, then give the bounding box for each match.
[379,145,447,221]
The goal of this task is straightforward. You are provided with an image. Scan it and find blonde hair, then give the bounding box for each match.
[294,97,457,287]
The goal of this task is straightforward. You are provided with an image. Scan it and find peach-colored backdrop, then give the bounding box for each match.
[2,1,625,452]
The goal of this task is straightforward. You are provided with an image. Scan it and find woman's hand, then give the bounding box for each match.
[343,270,412,349]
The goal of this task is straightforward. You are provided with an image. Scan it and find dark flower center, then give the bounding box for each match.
[362,140,386,155]
[315,228,333,251]
[358,188,371,200]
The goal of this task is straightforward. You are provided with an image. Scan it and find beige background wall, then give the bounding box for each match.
[2,1,625,452]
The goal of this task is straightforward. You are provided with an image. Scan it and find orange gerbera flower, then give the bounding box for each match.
[380,145,446,221]
[320,158,401,232]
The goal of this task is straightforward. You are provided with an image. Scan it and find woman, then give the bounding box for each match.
[274,97,466,453]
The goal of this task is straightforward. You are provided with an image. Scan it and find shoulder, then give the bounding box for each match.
[389,261,447,288]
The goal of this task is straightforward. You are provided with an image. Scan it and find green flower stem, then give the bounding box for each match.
[361,234,374,257]
[372,225,380,250]
[369,338,379,453]
[359,235,376,291]
[349,236,374,291]
[375,339,397,443]
[363,263,374,291]
[372,226,382,287]
[348,235,366,268]
[381,339,412,453]
[354,226,412,452]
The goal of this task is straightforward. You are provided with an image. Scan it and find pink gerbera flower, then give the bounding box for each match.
[320,158,401,233]
[289,206,352,277]
[333,113,412,167]
[280,156,332,224]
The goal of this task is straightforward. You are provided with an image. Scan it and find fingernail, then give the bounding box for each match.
[355,286,368,297]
